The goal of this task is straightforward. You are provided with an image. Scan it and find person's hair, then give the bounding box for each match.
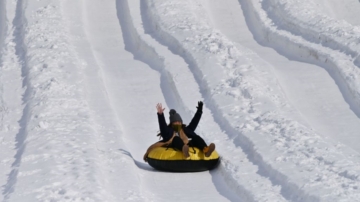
[157,123,187,138]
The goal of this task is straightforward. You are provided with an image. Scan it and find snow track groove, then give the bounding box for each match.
[221,1,359,200]
[142,1,313,201]
[116,0,242,201]
[121,0,288,201]
[0,0,7,133]
[238,0,360,118]
[0,1,25,201]
[0,0,5,136]
[262,0,360,64]
[144,0,360,201]
[2,0,31,200]
[72,0,231,200]
[0,0,5,49]
[116,0,187,114]
[1,0,359,201]
[62,0,150,200]
[205,0,360,162]
[1,0,113,200]
[227,0,360,151]
[260,0,360,114]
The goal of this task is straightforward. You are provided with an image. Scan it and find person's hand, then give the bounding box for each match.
[197,101,203,111]
[156,103,165,114]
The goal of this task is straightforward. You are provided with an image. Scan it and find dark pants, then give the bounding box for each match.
[171,135,207,151]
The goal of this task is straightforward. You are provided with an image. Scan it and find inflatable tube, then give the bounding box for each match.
[147,147,220,172]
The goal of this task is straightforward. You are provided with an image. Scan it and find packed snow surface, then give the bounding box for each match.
[1,0,360,201]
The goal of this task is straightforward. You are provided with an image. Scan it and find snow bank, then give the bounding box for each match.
[145,0,360,201]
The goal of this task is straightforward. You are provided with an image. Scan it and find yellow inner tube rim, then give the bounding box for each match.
[148,147,219,161]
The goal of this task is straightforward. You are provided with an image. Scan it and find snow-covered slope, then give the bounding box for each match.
[1,0,360,201]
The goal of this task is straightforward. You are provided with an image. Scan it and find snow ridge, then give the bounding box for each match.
[145,0,360,201]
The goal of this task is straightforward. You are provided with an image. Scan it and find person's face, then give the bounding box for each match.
[172,121,182,126]
[172,121,182,132]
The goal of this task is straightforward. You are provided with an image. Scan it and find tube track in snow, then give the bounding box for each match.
[141,0,360,201]
[2,0,31,200]
[141,1,312,201]
[238,0,360,118]
[116,0,288,201]
[115,0,243,201]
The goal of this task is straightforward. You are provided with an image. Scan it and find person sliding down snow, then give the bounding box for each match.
[143,101,215,161]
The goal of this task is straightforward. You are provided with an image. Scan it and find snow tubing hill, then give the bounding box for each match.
[147,147,220,172]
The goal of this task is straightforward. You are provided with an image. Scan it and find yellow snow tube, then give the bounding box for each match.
[147,147,220,172]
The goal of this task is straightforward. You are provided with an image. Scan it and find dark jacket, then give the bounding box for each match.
[157,109,202,142]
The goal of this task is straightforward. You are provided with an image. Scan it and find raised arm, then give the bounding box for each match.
[156,103,171,139]
[187,101,203,131]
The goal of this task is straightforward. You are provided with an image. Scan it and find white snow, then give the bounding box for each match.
[1,0,360,201]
